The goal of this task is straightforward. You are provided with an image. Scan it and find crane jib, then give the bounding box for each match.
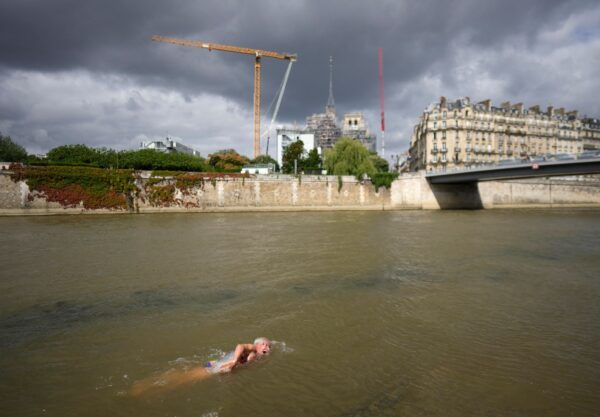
[151,34,297,158]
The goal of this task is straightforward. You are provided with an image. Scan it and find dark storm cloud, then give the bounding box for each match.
[1,0,599,155]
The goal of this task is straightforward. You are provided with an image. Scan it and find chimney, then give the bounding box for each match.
[555,108,565,116]
[478,99,491,111]
[567,110,579,119]
[501,101,511,110]
[440,96,447,108]
[528,105,540,114]
[547,106,554,117]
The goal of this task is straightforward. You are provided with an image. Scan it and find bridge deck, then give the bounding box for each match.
[426,158,600,184]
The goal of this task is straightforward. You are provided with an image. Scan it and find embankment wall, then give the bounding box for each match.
[1,170,599,215]
[0,172,391,215]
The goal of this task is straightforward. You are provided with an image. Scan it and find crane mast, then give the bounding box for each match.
[152,35,297,158]
[378,47,386,158]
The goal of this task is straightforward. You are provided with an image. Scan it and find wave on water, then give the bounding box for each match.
[271,340,294,353]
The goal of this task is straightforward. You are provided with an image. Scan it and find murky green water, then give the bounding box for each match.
[1,210,599,417]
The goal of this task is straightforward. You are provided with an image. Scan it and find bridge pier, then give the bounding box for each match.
[391,172,483,209]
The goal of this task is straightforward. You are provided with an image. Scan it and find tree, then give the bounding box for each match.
[323,137,376,179]
[251,154,279,171]
[304,148,322,170]
[281,140,304,174]
[208,149,250,172]
[47,144,99,165]
[0,134,28,162]
[369,153,389,173]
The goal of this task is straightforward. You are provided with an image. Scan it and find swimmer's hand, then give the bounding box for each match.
[219,360,236,372]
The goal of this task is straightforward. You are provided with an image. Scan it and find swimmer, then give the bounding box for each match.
[130,337,271,397]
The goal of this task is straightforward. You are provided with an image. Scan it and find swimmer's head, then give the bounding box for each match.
[253,337,271,356]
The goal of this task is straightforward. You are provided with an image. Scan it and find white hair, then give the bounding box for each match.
[254,337,270,345]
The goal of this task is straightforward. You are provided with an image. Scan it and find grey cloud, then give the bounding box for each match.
[1,0,599,156]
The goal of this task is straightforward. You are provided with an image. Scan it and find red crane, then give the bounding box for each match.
[378,47,386,157]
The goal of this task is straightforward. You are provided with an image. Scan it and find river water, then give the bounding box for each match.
[1,210,599,417]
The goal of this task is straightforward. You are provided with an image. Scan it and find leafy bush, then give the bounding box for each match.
[370,172,399,191]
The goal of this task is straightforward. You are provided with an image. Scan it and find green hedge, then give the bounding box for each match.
[45,145,210,171]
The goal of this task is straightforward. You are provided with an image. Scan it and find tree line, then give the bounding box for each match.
[1,133,393,181]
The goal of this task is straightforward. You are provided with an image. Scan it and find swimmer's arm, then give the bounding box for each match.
[221,343,254,371]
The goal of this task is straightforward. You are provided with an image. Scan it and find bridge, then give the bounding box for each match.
[426,157,600,184]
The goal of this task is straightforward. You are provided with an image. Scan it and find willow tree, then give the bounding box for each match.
[323,137,376,179]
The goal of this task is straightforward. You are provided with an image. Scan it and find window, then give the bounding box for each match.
[442,121,446,128]
[433,122,437,129]
[442,111,447,119]
[455,120,459,127]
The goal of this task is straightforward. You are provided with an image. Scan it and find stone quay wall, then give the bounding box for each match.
[1,170,599,215]
[0,172,391,215]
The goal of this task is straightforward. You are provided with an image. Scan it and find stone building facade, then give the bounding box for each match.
[408,96,600,171]
[341,112,377,153]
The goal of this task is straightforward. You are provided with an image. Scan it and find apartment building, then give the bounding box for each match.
[408,97,600,171]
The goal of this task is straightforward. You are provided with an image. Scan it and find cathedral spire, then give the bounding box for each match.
[326,56,336,117]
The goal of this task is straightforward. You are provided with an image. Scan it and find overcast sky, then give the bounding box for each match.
[1,0,599,158]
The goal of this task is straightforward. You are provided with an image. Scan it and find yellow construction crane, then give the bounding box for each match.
[152,35,297,158]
